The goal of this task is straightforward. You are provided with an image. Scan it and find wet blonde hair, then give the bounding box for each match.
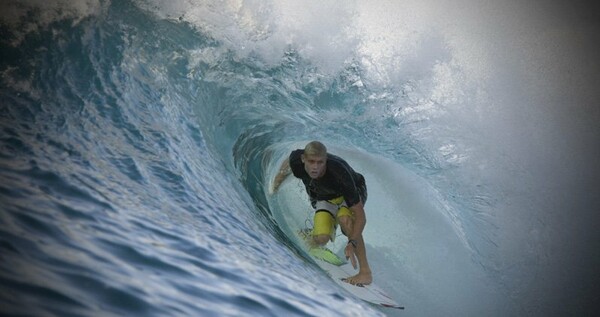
[304,141,327,157]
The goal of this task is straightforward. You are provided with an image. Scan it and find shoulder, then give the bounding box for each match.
[289,149,304,164]
[326,153,352,172]
[326,153,361,180]
[289,149,305,176]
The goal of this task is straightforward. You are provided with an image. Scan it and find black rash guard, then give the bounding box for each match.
[289,149,367,208]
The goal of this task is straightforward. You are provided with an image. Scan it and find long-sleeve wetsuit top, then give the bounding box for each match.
[288,149,366,208]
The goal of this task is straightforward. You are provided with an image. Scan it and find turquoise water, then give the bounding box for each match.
[1,1,599,316]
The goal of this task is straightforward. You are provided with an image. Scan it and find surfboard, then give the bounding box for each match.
[313,254,404,310]
[297,229,404,309]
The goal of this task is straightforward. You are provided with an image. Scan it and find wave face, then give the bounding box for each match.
[1,1,599,316]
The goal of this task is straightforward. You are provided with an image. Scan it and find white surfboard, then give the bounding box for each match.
[311,252,404,310]
[295,229,403,309]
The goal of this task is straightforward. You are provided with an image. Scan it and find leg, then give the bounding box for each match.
[338,209,373,285]
[313,234,330,246]
[311,210,335,246]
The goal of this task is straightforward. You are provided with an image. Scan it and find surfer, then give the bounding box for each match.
[272,141,372,286]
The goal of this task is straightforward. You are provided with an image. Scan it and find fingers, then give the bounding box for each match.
[350,252,357,269]
[345,245,357,269]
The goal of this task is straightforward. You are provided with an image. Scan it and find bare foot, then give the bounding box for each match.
[342,271,372,286]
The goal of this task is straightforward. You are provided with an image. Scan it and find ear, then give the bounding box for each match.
[300,154,305,163]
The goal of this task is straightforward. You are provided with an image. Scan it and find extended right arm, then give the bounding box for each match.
[272,158,290,193]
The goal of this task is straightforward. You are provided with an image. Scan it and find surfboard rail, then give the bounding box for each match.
[296,228,404,309]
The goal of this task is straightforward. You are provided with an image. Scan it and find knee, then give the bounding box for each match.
[313,234,330,246]
[338,216,353,235]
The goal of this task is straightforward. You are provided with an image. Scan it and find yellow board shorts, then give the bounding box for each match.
[312,196,353,242]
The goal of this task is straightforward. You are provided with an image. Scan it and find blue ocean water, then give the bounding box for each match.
[1,1,599,316]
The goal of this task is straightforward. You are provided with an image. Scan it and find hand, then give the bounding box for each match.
[272,159,290,195]
[269,184,276,196]
[345,243,358,269]
[271,175,284,195]
[270,178,282,195]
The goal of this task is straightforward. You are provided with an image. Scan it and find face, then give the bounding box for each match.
[302,154,326,179]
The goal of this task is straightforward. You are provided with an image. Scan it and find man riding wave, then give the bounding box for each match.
[272,141,372,286]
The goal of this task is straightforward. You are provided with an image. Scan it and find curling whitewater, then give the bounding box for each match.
[0,2,382,317]
[2,0,599,316]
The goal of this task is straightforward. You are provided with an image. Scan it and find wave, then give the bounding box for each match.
[1,0,599,316]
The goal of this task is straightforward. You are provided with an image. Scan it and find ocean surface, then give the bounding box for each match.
[1,1,599,316]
